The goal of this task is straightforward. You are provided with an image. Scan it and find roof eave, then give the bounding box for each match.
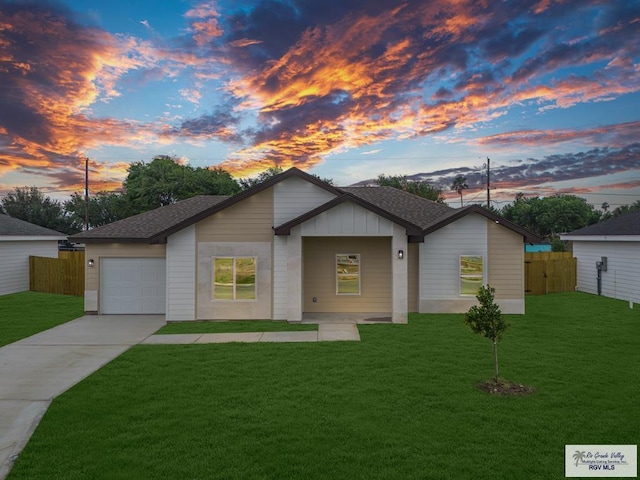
[274,193,423,236]
[423,205,542,243]
[560,234,640,242]
[75,168,343,242]
[0,235,66,241]
[78,237,166,244]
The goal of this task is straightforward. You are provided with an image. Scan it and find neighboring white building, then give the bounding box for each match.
[0,214,66,296]
[561,210,640,304]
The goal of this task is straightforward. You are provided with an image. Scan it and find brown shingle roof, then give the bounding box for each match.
[421,205,542,243]
[276,187,540,243]
[273,193,425,237]
[0,214,65,237]
[564,210,640,236]
[71,167,539,244]
[340,186,453,230]
[71,168,341,243]
[71,195,229,243]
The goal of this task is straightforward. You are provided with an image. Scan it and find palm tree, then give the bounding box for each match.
[601,201,609,213]
[572,451,586,467]
[451,175,469,207]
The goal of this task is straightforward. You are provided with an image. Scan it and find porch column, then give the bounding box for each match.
[286,226,303,322]
[392,224,408,323]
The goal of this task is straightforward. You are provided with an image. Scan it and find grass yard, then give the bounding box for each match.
[9,293,640,479]
[0,292,83,347]
[157,320,318,334]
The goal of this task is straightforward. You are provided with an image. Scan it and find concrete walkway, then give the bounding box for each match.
[0,315,165,480]
[0,318,360,479]
[142,323,360,344]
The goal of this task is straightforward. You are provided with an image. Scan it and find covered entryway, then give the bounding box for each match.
[303,237,392,314]
[100,258,166,314]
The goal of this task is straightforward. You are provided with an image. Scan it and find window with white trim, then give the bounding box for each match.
[460,255,484,296]
[213,257,256,300]
[336,254,360,295]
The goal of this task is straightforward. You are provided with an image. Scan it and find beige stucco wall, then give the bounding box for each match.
[487,220,524,300]
[196,242,272,320]
[83,243,166,312]
[303,237,392,313]
[195,188,274,319]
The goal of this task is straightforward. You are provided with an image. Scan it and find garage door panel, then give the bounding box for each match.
[101,258,166,314]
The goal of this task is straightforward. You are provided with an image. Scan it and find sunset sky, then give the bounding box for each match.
[1,0,638,207]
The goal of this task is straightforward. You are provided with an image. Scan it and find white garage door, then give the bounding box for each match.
[101,258,166,314]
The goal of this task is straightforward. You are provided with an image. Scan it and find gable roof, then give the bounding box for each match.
[563,210,640,237]
[275,187,541,243]
[340,186,452,230]
[71,168,341,243]
[71,167,539,244]
[71,195,229,243]
[0,214,66,238]
[273,192,425,237]
[422,205,542,243]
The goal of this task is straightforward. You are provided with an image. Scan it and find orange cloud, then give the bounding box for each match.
[214,0,639,174]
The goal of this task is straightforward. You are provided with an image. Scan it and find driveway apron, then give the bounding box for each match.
[0,315,165,479]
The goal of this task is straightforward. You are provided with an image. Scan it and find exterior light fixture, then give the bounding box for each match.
[397,250,404,260]
[88,258,95,267]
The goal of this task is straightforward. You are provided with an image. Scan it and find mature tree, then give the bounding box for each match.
[1,186,78,234]
[500,194,600,241]
[450,175,469,207]
[122,156,240,213]
[464,285,509,383]
[64,191,130,231]
[239,166,284,190]
[609,200,640,218]
[601,201,609,213]
[238,166,334,190]
[376,174,445,203]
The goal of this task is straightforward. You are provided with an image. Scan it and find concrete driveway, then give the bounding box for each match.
[0,315,165,479]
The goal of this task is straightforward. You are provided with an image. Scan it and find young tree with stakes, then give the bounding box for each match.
[464,285,509,383]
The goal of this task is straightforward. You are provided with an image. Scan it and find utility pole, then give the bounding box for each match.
[486,157,491,209]
[84,157,89,231]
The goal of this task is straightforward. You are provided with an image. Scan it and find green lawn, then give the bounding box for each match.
[0,292,84,347]
[157,320,317,334]
[9,293,640,479]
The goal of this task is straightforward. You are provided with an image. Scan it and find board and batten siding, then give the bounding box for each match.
[83,243,166,312]
[419,214,487,313]
[0,240,59,296]
[272,177,337,319]
[166,225,196,321]
[574,241,640,304]
[273,176,337,225]
[300,202,395,236]
[303,237,392,313]
[487,220,524,313]
[196,188,274,243]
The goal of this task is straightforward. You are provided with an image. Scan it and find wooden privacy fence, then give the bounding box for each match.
[525,251,576,295]
[29,250,85,296]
